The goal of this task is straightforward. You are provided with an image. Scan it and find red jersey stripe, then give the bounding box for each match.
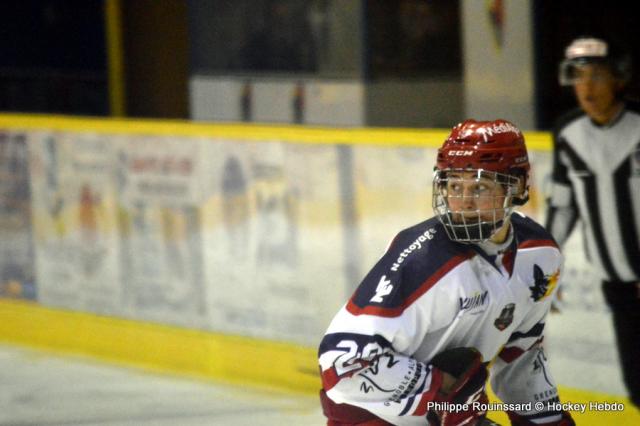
[346,254,471,317]
[518,239,558,250]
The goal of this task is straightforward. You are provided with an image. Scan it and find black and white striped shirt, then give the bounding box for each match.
[545,102,640,283]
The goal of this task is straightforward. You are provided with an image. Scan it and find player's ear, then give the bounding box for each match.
[508,169,529,206]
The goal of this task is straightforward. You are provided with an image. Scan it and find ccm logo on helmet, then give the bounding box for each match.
[448,150,474,156]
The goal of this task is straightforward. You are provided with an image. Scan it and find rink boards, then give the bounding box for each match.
[0,114,636,424]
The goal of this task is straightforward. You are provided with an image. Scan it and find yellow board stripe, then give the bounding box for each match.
[0,113,552,150]
[0,299,318,394]
[1,299,638,425]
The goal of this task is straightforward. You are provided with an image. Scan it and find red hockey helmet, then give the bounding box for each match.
[436,119,530,186]
[433,119,530,242]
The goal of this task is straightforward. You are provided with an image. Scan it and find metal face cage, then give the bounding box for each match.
[432,168,521,243]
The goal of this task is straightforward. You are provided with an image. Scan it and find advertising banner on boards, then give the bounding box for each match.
[116,136,207,328]
[201,140,346,345]
[29,132,122,315]
[0,132,36,300]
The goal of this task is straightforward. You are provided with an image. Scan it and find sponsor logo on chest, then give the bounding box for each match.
[459,290,489,312]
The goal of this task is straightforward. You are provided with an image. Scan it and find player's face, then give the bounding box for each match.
[444,171,507,223]
[572,63,624,124]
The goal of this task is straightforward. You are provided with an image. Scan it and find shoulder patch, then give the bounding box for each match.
[347,218,475,317]
[529,264,560,302]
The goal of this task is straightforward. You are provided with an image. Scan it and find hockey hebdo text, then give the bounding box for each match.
[426,400,626,414]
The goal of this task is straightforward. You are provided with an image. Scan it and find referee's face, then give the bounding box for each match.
[572,63,624,125]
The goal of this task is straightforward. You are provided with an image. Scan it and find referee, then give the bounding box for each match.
[546,34,640,408]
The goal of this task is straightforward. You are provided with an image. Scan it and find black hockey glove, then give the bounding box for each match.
[427,347,489,426]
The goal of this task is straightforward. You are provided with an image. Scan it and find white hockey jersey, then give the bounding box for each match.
[319,213,564,425]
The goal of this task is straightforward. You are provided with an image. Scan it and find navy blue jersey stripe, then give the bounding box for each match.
[347,253,471,317]
[348,218,473,314]
[508,322,545,343]
[512,214,558,247]
[318,332,393,357]
[398,366,428,416]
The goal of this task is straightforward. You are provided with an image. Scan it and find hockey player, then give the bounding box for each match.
[318,119,575,426]
[546,35,640,409]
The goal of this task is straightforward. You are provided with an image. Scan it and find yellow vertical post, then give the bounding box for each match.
[104,0,126,116]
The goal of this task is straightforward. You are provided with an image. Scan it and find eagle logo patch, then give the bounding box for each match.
[530,265,560,302]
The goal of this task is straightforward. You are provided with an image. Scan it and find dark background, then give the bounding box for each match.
[533,1,640,129]
[0,0,637,130]
[0,1,107,115]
